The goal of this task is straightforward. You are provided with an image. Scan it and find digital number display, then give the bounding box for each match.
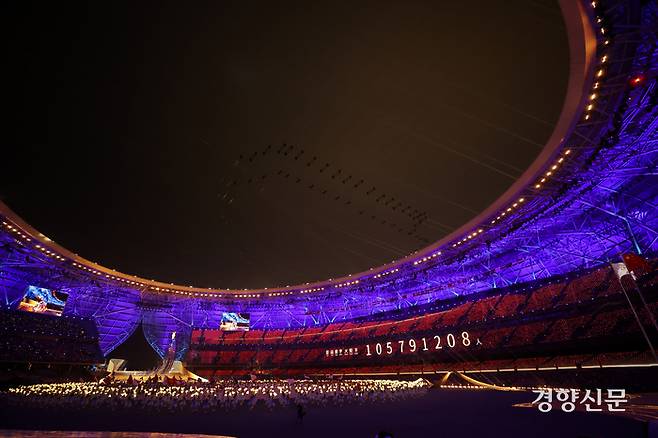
[364,331,474,357]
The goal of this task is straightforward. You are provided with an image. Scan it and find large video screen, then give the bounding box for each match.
[18,286,69,317]
[220,312,250,331]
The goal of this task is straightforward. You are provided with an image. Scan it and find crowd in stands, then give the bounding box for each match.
[0,310,103,364]
[3,378,431,412]
[1,263,651,385]
[192,266,635,347]
[185,264,658,373]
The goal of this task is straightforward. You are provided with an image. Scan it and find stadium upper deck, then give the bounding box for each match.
[1,0,657,359]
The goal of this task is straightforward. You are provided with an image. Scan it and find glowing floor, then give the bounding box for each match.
[0,388,650,438]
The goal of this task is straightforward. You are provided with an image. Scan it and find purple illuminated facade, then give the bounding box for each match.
[1,0,657,360]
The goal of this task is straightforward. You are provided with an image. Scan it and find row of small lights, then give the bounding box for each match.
[413,252,441,266]
[489,198,527,226]
[439,384,490,390]
[440,384,572,392]
[1,221,64,262]
[2,221,65,262]
[586,1,610,122]
[0,216,386,297]
[34,244,65,261]
[374,268,400,278]
[2,221,31,243]
[72,262,111,278]
[533,150,572,190]
[439,384,547,392]
[335,280,359,288]
[1,218,272,298]
[584,62,607,121]
[299,287,325,294]
[154,287,224,298]
[268,291,294,297]
[0,214,582,300]
[381,5,616,280]
[417,5,609,263]
[69,261,219,297]
[0,222,276,299]
[446,4,610,251]
[528,3,610,192]
[452,229,485,248]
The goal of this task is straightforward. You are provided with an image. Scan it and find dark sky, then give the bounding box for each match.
[3,0,568,290]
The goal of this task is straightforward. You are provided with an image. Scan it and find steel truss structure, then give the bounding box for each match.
[1,0,657,360]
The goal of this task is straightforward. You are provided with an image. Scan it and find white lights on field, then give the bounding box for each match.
[8,380,431,411]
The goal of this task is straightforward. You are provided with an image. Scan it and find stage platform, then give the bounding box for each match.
[105,359,208,383]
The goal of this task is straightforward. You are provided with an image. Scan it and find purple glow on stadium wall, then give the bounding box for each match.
[0,0,656,359]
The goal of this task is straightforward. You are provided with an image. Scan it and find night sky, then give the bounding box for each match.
[4,1,568,290]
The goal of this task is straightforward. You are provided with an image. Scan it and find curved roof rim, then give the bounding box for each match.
[0,0,598,295]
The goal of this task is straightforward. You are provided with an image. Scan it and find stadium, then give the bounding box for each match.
[1,0,658,437]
